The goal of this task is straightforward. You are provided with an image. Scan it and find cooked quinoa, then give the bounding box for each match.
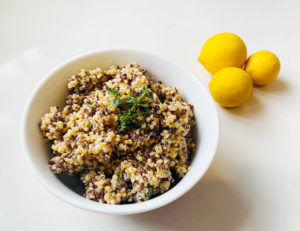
[40,62,196,204]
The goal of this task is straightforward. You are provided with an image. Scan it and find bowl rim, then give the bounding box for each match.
[21,47,219,214]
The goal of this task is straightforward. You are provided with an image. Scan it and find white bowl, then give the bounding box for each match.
[21,48,219,215]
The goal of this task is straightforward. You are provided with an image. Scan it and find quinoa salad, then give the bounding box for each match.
[39,62,196,204]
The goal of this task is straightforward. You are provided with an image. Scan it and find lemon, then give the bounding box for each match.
[198,32,247,74]
[244,50,280,85]
[209,67,253,108]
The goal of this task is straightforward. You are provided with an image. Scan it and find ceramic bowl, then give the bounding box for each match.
[21,48,219,214]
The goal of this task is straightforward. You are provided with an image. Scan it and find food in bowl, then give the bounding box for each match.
[39,62,196,204]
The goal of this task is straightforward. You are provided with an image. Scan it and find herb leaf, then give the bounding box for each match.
[147,91,153,98]
[147,190,152,200]
[108,88,120,97]
[108,85,153,131]
[124,97,135,103]
[112,99,124,106]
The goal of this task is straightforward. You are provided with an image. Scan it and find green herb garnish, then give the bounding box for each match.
[147,189,152,200]
[108,86,153,131]
[108,87,120,97]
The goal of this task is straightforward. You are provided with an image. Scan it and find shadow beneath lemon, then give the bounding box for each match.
[222,94,262,118]
[123,167,249,231]
[254,78,288,94]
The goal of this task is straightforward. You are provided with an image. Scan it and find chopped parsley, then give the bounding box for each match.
[108,86,153,131]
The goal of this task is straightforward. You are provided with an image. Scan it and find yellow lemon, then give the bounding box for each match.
[244,50,280,85]
[198,32,247,74]
[209,67,253,108]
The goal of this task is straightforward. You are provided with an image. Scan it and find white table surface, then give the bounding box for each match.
[1,0,300,230]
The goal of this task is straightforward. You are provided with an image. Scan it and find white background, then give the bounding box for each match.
[1,0,300,230]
